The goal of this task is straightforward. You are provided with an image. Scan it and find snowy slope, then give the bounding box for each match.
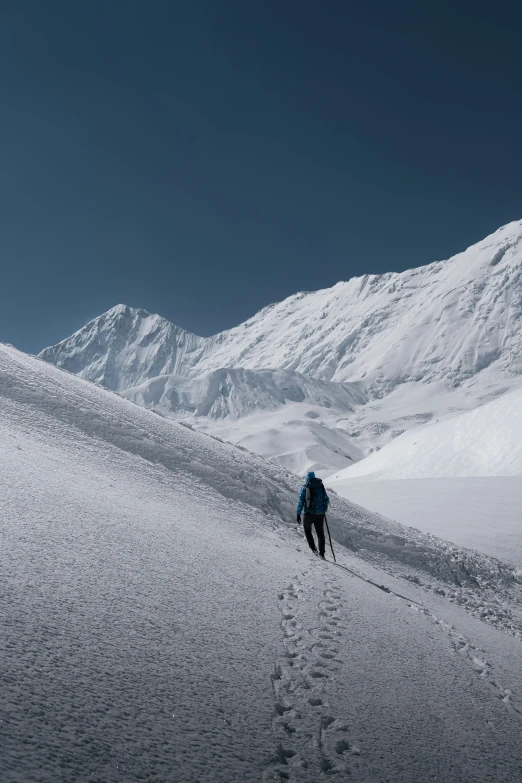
[198,220,522,388]
[3,344,522,782]
[122,368,367,475]
[38,220,522,473]
[122,367,366,419]
[328,385,522,481]
[327,388,522,567]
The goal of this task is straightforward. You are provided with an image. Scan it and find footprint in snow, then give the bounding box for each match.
[320,716,359,775]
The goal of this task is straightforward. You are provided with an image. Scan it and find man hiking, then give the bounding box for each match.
[296,471,330,559]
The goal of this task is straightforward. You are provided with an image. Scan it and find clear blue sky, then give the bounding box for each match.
[2,0,522,353]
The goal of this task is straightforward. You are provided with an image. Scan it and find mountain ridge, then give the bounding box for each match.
[122,367,368,474]
[39,303,204,390]
[40,219,522,388]
[38,219,522,473]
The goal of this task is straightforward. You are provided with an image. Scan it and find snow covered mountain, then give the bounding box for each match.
[123,367,366,420]
[39,304,204,390]
[329,385,522,482]
[122,368,367,474]
[3,342,522,781]
[41,220,522,389]
[327,387,522,567]
[39,219,522,472]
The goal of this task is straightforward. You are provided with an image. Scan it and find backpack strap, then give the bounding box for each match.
[305,486,311,511]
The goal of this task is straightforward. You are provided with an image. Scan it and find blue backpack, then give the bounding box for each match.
[305,477,327,513]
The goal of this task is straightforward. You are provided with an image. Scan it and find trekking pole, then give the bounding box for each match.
[324,514,336,563]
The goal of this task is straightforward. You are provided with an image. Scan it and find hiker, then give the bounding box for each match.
[296,471,330,559]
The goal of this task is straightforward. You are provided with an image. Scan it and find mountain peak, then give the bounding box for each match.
[100,303,164,324]
[39,304,204,390]
[107,303,133,315]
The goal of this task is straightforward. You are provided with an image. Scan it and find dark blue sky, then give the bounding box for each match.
[2,0,522,353]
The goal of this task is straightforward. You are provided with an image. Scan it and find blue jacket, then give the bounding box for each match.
[297,472,330,516]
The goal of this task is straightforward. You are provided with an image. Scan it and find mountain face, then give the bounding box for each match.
[202,219,522,388]
[39,220,522,473]
[123,368,366,420]
[122,368,368,475]
[39,304,205,390]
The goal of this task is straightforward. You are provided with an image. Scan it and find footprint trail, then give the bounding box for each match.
[263,570,361,782]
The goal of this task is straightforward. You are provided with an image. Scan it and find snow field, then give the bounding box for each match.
[329,385,522,482]
[2,344,522,781]
[328,388,522,572]
[1,419,281,781]
[334,477,522,568]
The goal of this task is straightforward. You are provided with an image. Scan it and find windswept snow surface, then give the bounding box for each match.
[39,220,522,472]
[2,345,522,782]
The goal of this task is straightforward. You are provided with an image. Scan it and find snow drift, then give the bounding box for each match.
[328,385,522,482]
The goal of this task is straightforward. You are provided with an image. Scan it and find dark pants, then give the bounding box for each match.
[303,513,325,556]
